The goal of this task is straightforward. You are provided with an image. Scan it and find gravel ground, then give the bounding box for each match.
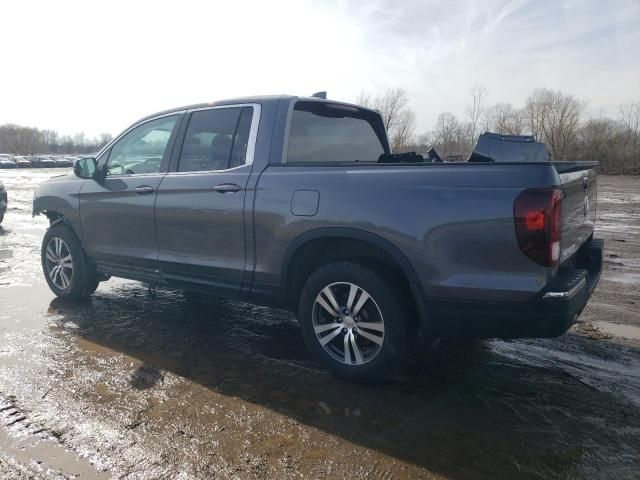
[0,169,638,479]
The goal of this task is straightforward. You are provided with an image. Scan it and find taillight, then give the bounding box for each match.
[513,188,562,267]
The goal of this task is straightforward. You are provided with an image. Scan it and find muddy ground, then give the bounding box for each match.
[0,169,638,479]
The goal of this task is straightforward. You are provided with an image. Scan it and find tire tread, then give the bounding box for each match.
[41,224,99,299]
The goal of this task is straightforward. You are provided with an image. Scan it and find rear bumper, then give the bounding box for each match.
[430,238,604,338]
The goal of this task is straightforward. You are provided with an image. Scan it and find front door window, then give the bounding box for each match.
[105,115,179,176]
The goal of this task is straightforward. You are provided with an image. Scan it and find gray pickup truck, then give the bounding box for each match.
[33,95,602,381]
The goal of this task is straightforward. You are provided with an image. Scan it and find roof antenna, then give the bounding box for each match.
[311,91,327,99]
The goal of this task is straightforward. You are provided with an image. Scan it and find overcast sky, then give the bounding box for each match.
[2,0,639,137]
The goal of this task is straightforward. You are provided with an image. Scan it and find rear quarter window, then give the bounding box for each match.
[287,102,385,164]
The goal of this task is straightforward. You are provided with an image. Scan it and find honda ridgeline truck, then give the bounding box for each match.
[33,95,602,381]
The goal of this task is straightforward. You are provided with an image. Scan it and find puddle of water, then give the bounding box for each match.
[595,321,640,340]
[493,338,640,407]
[599,193,640,204]
[604,272,640,285]
[0,421,109,479]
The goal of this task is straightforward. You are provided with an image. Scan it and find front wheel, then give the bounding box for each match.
[298,262,407,382]
[41,224,99,299]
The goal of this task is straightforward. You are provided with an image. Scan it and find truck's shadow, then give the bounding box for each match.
[48,284,640,479]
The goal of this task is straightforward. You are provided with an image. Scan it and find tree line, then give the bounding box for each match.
[2,89,639,174]
[359,86,640,175]
[0,124,113,156]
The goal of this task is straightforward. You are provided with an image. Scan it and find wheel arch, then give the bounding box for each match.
[43,211,75,232]
[281,227,429,335]
[38,210,87,250]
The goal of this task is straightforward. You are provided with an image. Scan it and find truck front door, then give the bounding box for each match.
[79,114,182,278]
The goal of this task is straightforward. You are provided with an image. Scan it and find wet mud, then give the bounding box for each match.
[0,169,639,479]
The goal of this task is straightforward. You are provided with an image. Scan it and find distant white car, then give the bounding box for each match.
[13,156,32,168]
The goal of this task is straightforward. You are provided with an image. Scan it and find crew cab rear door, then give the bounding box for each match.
[79,113,183,279]
[154,104,259,297]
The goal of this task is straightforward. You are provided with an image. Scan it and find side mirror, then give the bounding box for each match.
[73,157,97,179]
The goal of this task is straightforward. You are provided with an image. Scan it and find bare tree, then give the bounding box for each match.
[43,130,59,153]
[508,108,527,135]
[376,88,410,133]
[576,117,640,174]
[525,88,584,159]
[98,133,114,150]
[356,90,373,109]
[416,132,435,151]
[0,123,113,155]
[466,83,489,148]
[357,87,416,152]
[73,132,87,150]
[433,112,458,150]
[619,101,640,146]
[391,109,416,152]
[524,91,544,140]
[0,124,47,154]
[484,103,527,135]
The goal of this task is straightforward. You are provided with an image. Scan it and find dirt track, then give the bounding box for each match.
[0,170,638,479]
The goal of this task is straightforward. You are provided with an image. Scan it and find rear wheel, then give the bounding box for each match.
[0,213,4,224]
[298,262,407,382]
[41,224,99,299]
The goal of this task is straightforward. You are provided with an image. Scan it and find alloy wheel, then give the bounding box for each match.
[312,282,385,366]
[45,237,73,290]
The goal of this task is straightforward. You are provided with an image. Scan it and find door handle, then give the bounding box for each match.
[134,186,155,194]
[213,183,241,194]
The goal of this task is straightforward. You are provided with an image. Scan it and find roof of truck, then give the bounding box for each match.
[134,95,377,125]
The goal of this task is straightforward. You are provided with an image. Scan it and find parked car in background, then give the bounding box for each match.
[27,156,41,168]
[0,154,15,168]
[14,156,32,168]
[0,159,17,169]
[33,95,603,382]
[54,158,72,167]
[0,180,6,224]
[40,157,58,168]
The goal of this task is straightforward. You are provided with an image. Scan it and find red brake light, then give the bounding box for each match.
[514,188,562,267]
[524,210,545,231]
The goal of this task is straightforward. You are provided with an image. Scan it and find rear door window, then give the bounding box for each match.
[287,102,385,164]
[178,107,253,172]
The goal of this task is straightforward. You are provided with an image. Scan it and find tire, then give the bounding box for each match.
[41,224,99,299]
[0,213,4,225]
[298,261,407,382]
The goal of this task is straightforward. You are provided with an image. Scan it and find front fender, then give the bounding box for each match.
[33,174,84,242]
